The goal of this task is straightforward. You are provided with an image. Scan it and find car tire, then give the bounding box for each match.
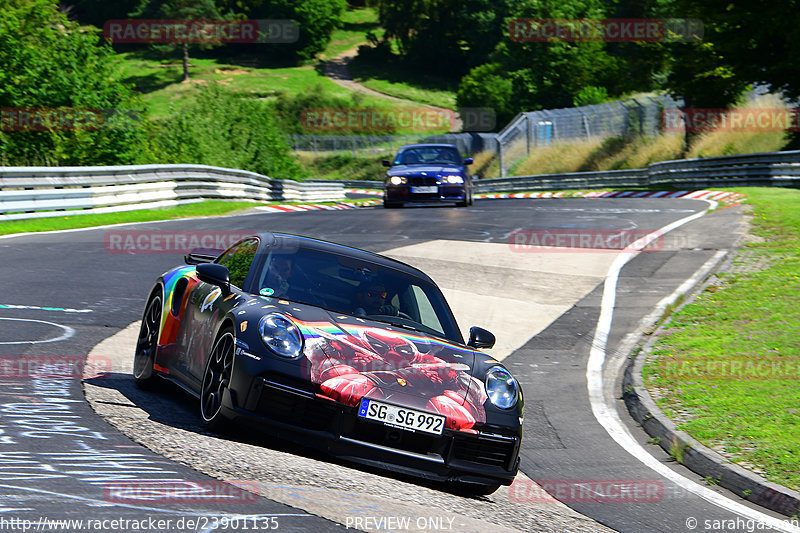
[383,201,401,208]
[200,326,235,432]
[133,289,163,390]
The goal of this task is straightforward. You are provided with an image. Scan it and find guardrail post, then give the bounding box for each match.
[498,141,506,178]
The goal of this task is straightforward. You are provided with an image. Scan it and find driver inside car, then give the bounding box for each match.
[353,281,398,317]
[260,254,293,297]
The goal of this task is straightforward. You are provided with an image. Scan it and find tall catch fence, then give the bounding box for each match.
[290,95,683,177]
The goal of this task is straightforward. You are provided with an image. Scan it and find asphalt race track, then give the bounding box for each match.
[0,197,795,532]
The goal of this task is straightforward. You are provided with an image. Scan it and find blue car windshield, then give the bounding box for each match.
[253,245,463,343]
[394,147,461,166]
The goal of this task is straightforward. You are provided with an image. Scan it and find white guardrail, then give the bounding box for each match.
[475,150,800,193]
[2,151,799,220]
[0,164,345,221]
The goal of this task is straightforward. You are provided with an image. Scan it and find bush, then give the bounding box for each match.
[456,63,515,128]
[270,84,401,135]
[0,0,147,166]
[573,86,609,107]
[141,85,304,180]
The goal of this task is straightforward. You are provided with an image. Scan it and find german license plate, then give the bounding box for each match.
[410,186,437,194]
[358,399,445,435]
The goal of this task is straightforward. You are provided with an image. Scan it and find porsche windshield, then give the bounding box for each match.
[253,246,462,343]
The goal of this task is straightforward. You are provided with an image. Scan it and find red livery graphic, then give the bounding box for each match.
[305,327,487,433]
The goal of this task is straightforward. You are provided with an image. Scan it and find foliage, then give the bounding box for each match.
[140,84,305,179]
[130,0,225,80]
[0,0,147,165]
[216,0,347,62]
[455,63,515,125]
[299,153,386,181]
[269,84,399,135]
[573,86,609,107]
[376,0,511,77]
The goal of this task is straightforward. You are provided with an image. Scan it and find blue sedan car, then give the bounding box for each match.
[382,144,474,208]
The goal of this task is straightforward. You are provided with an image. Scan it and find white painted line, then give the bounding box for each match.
[0,484,311,519]
[0,317,75,345]
[586,203,800,532]
[0,303,92,314]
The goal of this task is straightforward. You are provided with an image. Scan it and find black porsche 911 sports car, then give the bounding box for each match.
[382,144,474,208]
[134,233,522,493]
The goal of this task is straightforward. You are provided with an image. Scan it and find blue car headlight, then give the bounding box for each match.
[259,313,303,358]
[485,366,519,409]
[442,175,464,184]
[389,176,407,185]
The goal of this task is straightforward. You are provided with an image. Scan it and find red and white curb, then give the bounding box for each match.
[346,189,381,195]
[251,191,745,214]
[253,200,380,213]
[478,190,746,204]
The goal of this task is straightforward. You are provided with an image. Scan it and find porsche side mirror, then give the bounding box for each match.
[196,263,230,294]
[467,326,495,349]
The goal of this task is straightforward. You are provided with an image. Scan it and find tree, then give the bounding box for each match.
[376,0,511,77]
[130,0,224,81]
[0,0,146,165]
[215,0,346,63]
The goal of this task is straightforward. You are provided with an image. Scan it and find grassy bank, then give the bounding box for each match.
[0,199,372,236]
[643,187,800,491]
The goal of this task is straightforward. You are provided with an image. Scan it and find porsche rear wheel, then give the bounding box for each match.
[133,291,162,389]
[200,327,235,431]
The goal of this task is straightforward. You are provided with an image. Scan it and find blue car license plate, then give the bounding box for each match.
[358,399,445,435]
[410,186,438,194]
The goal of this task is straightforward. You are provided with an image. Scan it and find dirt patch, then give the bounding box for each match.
[215,68,249,75]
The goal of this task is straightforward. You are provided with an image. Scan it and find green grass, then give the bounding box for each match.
[298,153,387,182]
[349,56,458,110]
[0,201,264,235]
[0,198,377,236]
[643,187,800,490]
[319,7,383,60]
[114,53,368,119]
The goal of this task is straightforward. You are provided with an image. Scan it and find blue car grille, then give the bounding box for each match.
[408,176,438,187]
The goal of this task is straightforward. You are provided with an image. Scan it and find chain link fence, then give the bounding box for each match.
[289,133,498,158]
[290,95,683,177]
[496,95,682,176]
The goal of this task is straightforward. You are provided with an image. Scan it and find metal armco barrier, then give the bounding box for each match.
[0,164,345,221]
[475,150,800,193]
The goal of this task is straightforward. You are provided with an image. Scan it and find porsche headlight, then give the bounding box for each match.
[485,366,519,409]
[259,313,303,358]
[443,175,464,184]
[389,176,407,185]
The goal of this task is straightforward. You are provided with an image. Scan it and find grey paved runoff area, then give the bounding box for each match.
[1,197,788,532]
